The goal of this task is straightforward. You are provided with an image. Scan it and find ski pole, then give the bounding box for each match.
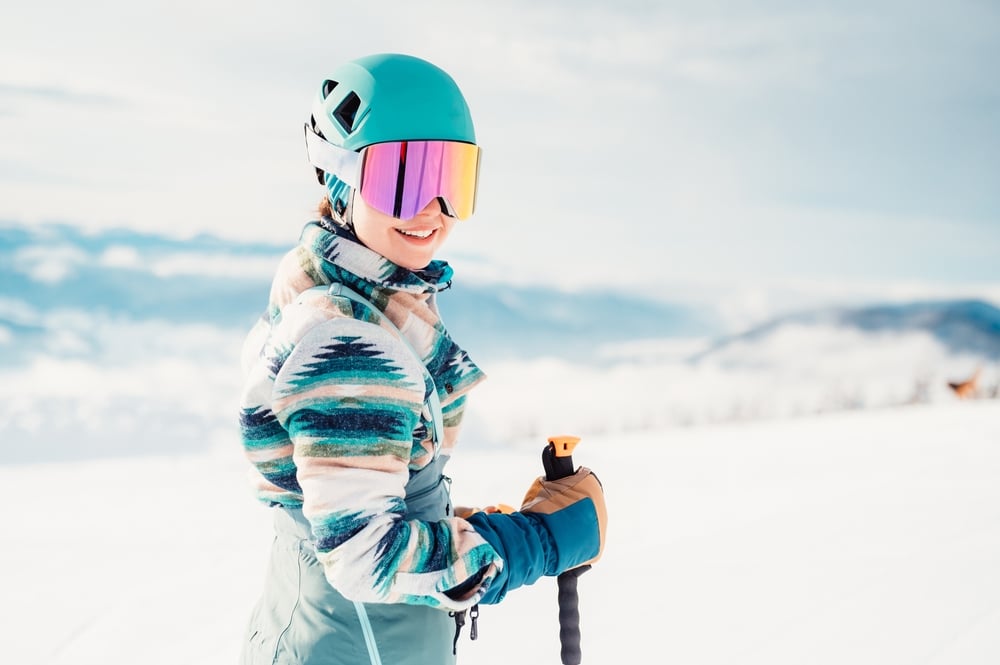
[543,435,590,665]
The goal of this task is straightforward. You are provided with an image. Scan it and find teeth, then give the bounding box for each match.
[397,229,434,239]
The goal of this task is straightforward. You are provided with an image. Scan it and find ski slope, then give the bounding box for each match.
[3,400,999,665]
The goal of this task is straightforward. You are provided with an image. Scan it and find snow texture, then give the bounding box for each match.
[2,401,999,664]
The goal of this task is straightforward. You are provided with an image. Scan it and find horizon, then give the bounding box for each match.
[3,215,998,465]
[5,218,1000,337]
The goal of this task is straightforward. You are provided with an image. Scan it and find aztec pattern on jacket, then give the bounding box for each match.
[239,220,501,610]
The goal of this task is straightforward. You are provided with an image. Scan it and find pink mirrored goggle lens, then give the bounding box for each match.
[358,140,481,220]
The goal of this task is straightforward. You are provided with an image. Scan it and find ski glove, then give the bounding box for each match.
[464,467,607,604]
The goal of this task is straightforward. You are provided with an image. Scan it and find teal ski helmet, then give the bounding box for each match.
[308,53,477,216]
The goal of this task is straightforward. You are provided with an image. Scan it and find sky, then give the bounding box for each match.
[3,400,999,664]
[2,0,999,305]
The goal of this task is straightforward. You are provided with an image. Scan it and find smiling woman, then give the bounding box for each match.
[236,52,608,665]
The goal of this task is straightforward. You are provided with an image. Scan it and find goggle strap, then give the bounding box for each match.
[304,124,361,188]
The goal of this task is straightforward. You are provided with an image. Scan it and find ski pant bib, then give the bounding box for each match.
[241,458,456,665]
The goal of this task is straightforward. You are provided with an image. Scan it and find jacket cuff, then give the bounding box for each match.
[465,511,553,603]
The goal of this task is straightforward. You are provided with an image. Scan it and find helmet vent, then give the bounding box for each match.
[333,91,362,134]
[322,79,339,99]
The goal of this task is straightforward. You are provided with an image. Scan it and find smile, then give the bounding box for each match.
[395,228,436,239]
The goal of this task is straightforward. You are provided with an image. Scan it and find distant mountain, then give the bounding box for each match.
[4,222,998,463]
[0,223,274,327]
[693,299,1000,363]
[0,222,715,365]
[837,300,1000,358]
[438,281,715,361]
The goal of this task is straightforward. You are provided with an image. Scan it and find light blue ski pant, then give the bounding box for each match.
[241,464,457,665]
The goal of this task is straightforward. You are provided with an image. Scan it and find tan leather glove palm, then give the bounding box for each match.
[520,467,608,569]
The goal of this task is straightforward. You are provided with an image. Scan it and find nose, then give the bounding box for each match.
[416,198,443,217]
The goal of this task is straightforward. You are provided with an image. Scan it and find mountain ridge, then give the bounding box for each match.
[691,299,1000,363]
[4,222,1000,365]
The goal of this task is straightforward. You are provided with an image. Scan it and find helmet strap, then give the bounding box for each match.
[329,189,355,230]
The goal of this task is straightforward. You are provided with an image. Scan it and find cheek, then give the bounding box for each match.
[438,219,457,241]
[352,200,395,242]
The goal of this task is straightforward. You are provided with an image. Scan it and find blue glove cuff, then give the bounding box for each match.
[466,511,551,604]
[465,498,600,604]
[529,497,600,573]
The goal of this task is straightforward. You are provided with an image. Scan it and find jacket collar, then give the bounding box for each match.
[300,220,454,297]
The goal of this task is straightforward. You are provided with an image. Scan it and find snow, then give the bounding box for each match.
[3,400,999,664]
[467,329,996,442]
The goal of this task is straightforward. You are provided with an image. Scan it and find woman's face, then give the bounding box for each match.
[351,195,457,270]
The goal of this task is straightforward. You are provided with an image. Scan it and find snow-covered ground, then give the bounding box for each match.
[4,399,999,665]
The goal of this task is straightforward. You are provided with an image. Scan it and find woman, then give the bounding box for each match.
[239,53,607,665]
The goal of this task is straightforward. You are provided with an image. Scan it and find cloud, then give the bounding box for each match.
[0,296,40,325]
[0,82,125,107]
[96,243,282,281]
[9,240,281,285]
[98,244,142,269]
[147,252,281,280]
[12,244,89,283]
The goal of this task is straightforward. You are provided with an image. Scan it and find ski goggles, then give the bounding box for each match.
[305,125,481,220]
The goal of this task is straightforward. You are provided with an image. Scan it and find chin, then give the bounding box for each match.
[392,254,429,270]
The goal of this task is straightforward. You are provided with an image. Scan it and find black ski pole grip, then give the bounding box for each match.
[557,564,590,665]
[544,435,586,665]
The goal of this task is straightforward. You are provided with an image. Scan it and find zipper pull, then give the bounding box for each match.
[449,610,466,655]
[443,474,453,516]
[470,604,479,641]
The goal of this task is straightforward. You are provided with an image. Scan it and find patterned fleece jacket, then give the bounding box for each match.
[239,220,501,611]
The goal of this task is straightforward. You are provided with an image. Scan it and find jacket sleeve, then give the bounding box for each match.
[271,315,502,610]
